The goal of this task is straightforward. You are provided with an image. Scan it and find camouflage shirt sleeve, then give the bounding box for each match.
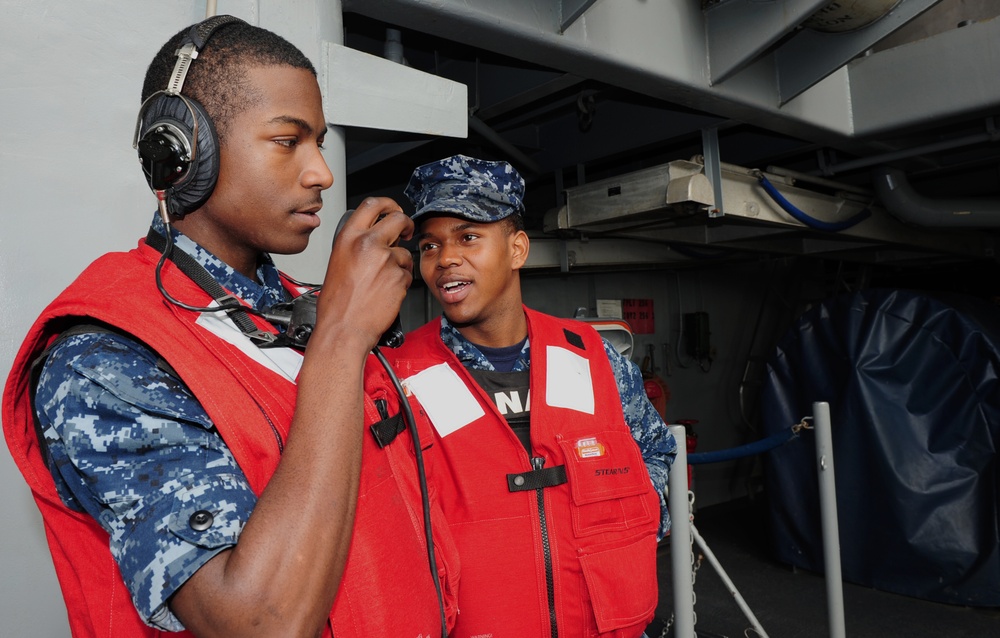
[34,330,256,632]
[601,339,677,540]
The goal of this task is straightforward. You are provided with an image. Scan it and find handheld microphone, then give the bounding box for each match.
[378,315,406,349]
[337,209,405,350]
[262,209,408,350]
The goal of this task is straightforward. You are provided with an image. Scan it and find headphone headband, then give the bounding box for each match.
[135,14,247,217]
[189,14,245,49]
[167,14,246,97]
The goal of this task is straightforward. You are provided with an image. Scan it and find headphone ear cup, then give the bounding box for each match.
[138,94,220,217]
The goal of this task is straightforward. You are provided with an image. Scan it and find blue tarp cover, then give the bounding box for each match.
[761,288,1000,606]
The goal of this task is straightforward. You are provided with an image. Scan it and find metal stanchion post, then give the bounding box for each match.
[668,424,695,638]
[813,401,846,638]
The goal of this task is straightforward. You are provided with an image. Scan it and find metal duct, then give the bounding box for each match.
[385,28,405,64]
[872,166,1000,228]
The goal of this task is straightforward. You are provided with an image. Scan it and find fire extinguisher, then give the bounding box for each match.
[673,419,699,491]
[641,345,670,419]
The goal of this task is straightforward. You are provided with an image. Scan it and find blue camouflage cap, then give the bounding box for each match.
[404,154,525,223]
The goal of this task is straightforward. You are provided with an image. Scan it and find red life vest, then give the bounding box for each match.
[387,308,659,638]
[2,238,457,638]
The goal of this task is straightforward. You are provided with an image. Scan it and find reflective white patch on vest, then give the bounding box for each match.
[545,345,595,414]
[403,363,485,437]
[195,307,303,383]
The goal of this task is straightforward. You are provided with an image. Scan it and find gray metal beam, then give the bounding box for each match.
[341,0,862,145]
[609,227,969,264]
[560,0,601,33]
[342,0,1000,150]
[706,0,828,85]
[775,0,942,104]
[849,16,1000,136]
[468,115,545,176]
[324,42,468,136]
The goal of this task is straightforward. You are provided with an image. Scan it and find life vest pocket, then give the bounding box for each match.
[579,533,658,634]
[559,430,656,537]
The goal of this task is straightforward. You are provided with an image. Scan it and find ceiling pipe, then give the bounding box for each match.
[385,28,406,65]
[871,165,1000,228]
[468,114,545,178]
[815,129,998,177]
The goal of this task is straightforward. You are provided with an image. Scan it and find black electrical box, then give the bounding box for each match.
[683,311,711,359]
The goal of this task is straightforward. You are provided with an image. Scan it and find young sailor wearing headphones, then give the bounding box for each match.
[387,154,677,638]
[3,16,456,638]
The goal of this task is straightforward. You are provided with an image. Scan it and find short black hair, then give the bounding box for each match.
[501,213,525,234]
[141,20,316,142]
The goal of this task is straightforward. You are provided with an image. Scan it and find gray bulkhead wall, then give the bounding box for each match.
[519,266,781,504]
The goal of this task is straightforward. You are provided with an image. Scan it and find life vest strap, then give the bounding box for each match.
[370,412,406,448]
[507,465,567,492]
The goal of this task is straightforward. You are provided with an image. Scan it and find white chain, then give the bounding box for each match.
[689,490,700,628]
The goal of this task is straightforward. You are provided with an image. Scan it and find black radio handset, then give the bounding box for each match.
[378,314,405,349]
[337,209,406,350]
[262,210,407,350]
[372,211,405,349]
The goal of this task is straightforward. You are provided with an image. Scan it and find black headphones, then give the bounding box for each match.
[133,14,246,218]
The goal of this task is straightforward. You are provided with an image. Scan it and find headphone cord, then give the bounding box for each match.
[155,230,209,311]
[373,346,449,638]
[152,224,291,329]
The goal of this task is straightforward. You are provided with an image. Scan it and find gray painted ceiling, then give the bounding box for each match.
[338,0,1000,273]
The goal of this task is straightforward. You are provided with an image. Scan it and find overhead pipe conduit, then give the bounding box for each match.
[872,166,1000,228]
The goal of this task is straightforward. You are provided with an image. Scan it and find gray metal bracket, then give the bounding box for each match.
[702,127,725,218]
[705,0,829,85]
[560,0,601,33]
[776,0,942,104]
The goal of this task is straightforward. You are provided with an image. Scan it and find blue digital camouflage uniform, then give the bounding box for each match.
[33,215,286,631]
[439,318,677,538]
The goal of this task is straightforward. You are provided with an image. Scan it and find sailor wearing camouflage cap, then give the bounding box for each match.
[401,154,528,335]
[404,154,525,223]
[387,156,677,637]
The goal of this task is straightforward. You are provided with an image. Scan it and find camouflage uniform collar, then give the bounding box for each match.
[149,214,286,311]
[439,316,531,372]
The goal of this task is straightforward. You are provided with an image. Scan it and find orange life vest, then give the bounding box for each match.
[2,237,457,637]
[387,308,658,638]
